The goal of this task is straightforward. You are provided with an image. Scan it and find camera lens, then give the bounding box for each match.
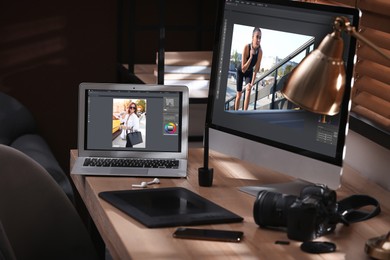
[253,190,297,228]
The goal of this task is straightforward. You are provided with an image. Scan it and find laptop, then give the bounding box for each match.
[71,82,189,177]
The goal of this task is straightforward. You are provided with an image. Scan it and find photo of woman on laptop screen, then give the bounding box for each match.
[112,99,146,148]
[226,24,313,112]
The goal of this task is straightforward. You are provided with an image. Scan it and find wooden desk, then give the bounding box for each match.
[70,148,390,260]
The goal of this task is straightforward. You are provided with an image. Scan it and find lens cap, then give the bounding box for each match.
[300,241,336,254]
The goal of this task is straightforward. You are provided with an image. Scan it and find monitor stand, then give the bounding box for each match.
[239,178,313,197]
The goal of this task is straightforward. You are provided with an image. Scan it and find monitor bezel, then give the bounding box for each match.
[206,0,360,167]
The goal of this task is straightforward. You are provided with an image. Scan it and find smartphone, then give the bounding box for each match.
[173,227,243,242]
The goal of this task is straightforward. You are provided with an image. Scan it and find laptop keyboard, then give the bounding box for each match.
[83,158,179,169]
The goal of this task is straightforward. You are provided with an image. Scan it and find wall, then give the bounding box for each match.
[0,0,218,172]
[0,0,117,172]
[118,0,218,66]
[345,130,390,191]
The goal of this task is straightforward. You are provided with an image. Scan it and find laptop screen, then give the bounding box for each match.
[77,83,189,159]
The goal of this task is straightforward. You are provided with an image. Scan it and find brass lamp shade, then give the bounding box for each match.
[282,30,346,116]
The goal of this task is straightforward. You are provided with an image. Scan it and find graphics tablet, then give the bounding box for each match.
[99,187,243,228]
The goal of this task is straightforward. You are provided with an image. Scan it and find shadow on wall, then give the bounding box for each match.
[345,130,390,191]
[0,0,117,172]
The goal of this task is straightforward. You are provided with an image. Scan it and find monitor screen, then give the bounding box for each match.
[207,0,359,189]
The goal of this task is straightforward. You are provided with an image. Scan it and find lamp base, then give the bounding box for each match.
[365,231,390,260]
[198,167,214,187]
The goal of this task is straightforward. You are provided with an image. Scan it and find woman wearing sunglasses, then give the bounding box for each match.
[121,102,140,147]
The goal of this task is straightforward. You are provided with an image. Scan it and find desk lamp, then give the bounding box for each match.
[282,16,390,259]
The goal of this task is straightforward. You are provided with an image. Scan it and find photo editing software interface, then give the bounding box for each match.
[85,89,182,152]
[210,0,357,165]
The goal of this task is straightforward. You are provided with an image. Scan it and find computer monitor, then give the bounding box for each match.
[206,0,359,192]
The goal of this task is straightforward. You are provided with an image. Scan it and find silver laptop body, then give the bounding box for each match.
[71,82,189,177]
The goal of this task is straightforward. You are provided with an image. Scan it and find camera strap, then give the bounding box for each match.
[337,195,381,225]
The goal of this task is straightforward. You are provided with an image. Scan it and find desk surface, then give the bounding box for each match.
[70,148,390,260]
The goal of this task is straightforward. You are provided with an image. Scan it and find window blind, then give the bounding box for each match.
[301,0,390,132]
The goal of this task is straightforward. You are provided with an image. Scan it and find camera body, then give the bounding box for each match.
[253,184,339,241]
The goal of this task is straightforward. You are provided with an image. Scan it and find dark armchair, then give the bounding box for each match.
[0,91,74,202]
[0,144,99,260]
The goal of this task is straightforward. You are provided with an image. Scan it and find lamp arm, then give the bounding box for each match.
[338,17,390,61]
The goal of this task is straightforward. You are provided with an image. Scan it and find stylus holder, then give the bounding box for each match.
[198,167,214,187]
[199,126,214,187]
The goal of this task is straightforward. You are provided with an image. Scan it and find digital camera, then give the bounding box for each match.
[253,184,341,241]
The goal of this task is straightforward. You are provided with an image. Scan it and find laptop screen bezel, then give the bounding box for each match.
[77,82,189,159]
